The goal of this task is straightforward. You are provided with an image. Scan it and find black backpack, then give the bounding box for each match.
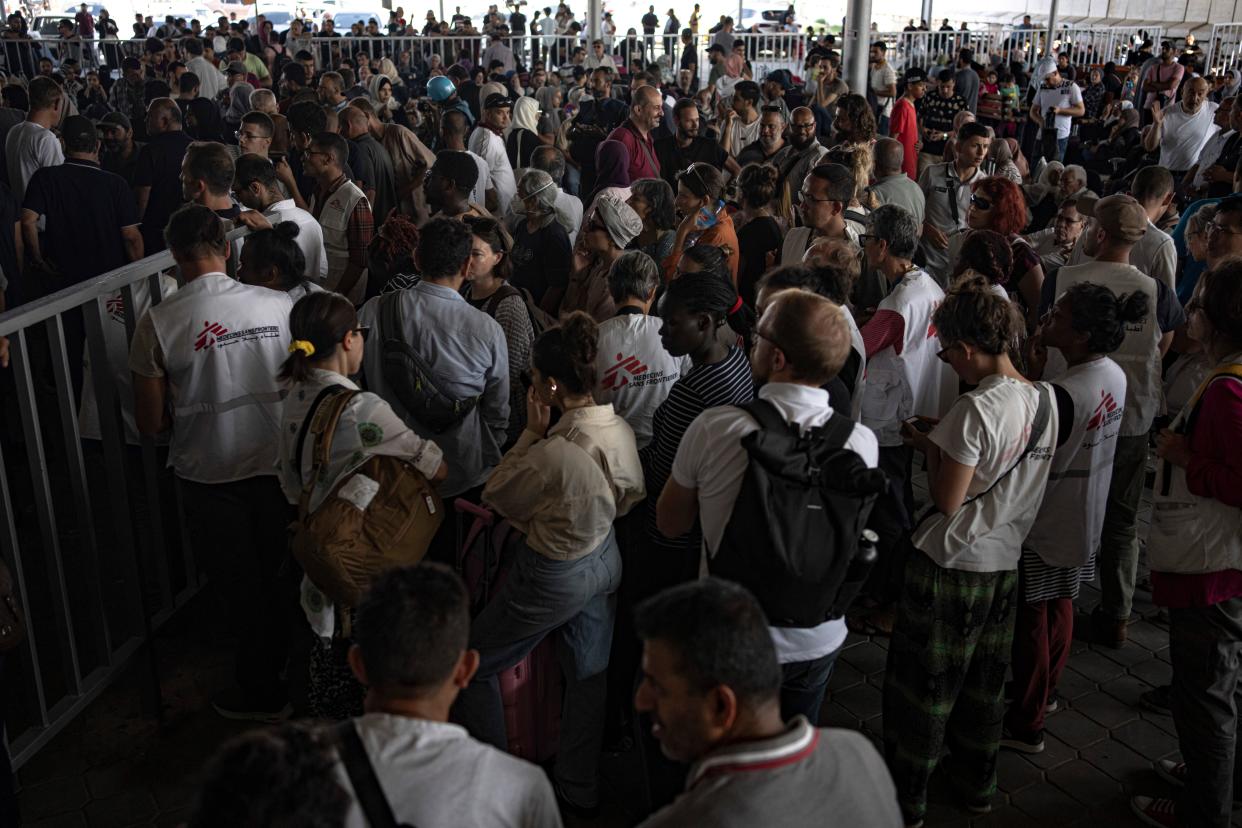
[709,400,888,628]
[378,288,481,434]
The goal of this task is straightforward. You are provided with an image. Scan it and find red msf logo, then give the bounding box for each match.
[1087,391,1118,431]
[194,320,229,351]
[601,353,648,390]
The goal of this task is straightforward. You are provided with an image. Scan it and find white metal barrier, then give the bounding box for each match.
[1205,23,1242,76]
[0,229,247,769]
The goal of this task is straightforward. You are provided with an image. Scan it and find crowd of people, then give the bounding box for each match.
[0,5,1240,828]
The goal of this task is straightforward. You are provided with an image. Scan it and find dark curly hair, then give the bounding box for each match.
[1061,282,1149,354]
[971,176,1027,237]
[833,94,877,144]
[953,229,1015,286]
[737,162,779,209]
[187,723,350,828]
[933,284,1025,356]
[532,311,599,395]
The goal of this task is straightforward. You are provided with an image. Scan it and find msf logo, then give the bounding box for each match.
[195,320,229,351]
[1087,391,1119,431]
[601,353,648,390]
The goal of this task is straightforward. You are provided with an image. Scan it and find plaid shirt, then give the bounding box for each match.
[108,77,145,122]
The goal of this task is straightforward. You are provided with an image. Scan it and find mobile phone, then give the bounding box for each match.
[904,416,933,434]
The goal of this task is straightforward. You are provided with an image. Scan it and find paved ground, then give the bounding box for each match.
[11,472,1235,828]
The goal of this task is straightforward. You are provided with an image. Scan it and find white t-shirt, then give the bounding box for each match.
[870,63,897,117]
[6,121,63,201]
[338,714,561,828]
[1032,81,1083,140]
[912,375,1058,572]
[726,114,762,159]
[594,313,690,449]
[468,127,516,215]
[467,149,492,209]
[1159,101,1219,172]
[671,382,879,663]
[262,199,329,283]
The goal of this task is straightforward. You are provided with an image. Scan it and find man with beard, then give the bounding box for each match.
[736,105,791,167]
[776,106,828,211]
[98,111,144,188]
[654,98,739,189]
[305,131,373,303]
[469,93,517,215]
[1022,198,1086,277]
[607,84,664,181]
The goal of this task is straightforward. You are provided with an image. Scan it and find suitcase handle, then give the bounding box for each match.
[454,498,495,524]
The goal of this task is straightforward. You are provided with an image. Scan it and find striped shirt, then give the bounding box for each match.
[641,345,754,551]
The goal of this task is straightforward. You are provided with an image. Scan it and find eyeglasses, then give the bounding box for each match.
[1207,219,1242,236]
[800,189,834,204]
[353,325,371,341]
[1055,214,1084,225]
[936,342,961,363]
[752,328,785,353]
[858,233,879,245]
[236,129,266,141]
[970,194,993,210]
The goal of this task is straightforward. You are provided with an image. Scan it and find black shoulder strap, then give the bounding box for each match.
[738,398,792,434]
[483,283,521,318]
[960,383,1052,507]
[379,289,403,344]
[334,721,413,828]
[739,398,855,450]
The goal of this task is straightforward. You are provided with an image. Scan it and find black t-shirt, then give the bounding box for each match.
[511,219,572,305]
[917,93,966,155]
[654,135,729,187]
[24,159,138,286]
[642,12,659,33]
[133,129,195,253]
[509,11,526,33]
[736,215,782,305]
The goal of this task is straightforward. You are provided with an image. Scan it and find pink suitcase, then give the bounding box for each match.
[455,499,563,763]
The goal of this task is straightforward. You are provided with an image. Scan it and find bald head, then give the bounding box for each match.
[1183,76,1210,113]
[630,84,664,133]
[339,105,368,139]
[789,105,817,149]
[874,137,904,176]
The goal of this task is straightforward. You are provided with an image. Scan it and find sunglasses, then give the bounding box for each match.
[970,194,993,210]
[353,326,371,341]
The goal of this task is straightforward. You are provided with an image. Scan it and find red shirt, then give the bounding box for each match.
[607,120,661,182]
[1151,376,1242,608]
[889,97,919,181]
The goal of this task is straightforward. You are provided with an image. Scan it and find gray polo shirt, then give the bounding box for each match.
[639,717,903,828]
[868,173,926,227]
[918,161,984,282]
[358,279,510,497]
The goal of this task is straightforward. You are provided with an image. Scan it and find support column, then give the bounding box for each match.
[587,0,601,42]
[921,0,933,28]
[844,0,873,102]
[1046,0,1061,60]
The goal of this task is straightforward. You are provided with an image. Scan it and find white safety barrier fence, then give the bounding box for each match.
[0,229,247,769]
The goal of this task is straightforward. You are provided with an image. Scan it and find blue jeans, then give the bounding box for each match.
[780,646,842,723]
[453,530,622,808]
[877,114,890,137]
[1055,136,1068,162]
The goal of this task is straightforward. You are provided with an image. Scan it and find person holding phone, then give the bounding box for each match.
[662,162,739,285]
[883,283,1058,826]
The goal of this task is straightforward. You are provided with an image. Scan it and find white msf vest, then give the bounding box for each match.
[841,306,866,422]
[1148,357,1242,576]
[861,268,953,446]
[80,274,178,444]
[148,273,293,484]
[1054,262,1161,436]
[314,180,369,304]
[1025,358,1128,568]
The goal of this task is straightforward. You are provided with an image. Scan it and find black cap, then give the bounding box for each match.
[905,67,927,83]
[764,69,791,90]
[708,43,725,53]
[98,111,131,131]
[484,92,512,109]
[61,115,97,147]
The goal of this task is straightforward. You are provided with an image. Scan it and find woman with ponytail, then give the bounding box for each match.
[277,291,447,718]
[1003,282,1146,753]
[457,312,645,816]
[641,269,754,593]
[238,221,319,301]
[663,162,740,285]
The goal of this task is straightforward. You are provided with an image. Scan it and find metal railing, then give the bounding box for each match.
[0,36,146,76]
[873,25,1158,74]
[1205,23,1242,76]
[0,230,245,769]
[307,30,807,80]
